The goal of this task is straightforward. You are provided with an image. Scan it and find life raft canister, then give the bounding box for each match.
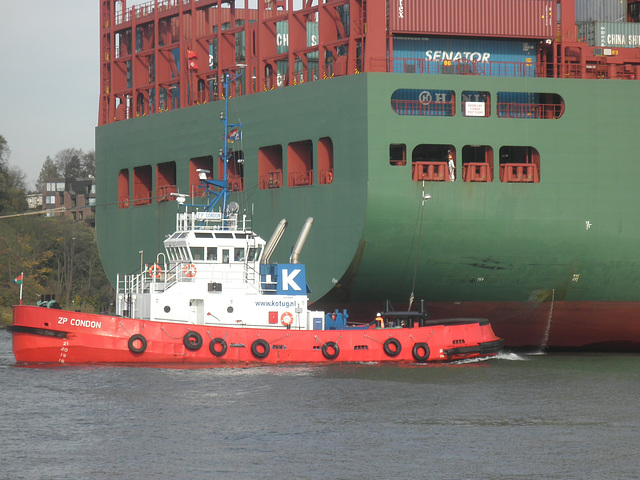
[184,263,197,277]
[280,311,294,326]
[148,264,162,278]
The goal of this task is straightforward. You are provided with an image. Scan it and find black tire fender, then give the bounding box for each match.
[128,334,147,354]
[209,337,227,357]
[412,342,430,362]
[321,341,340,360]
[251,339,270,359]
[383,338,402,357]
[183,331,203,351]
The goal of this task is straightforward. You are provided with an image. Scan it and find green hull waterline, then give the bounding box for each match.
[96,73,640,348]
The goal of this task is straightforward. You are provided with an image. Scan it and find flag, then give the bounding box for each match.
[14,272,24,305]
[228,127,241,141]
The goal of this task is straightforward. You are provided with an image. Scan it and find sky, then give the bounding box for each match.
[0,1,299,190]
[0,2,103,189]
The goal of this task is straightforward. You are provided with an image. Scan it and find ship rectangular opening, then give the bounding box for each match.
[462,146,493,182]
[133,165,152,206]
[118,169,130,209]
[497,92,564,119]
[499,146,540,183]
[412,144,456,182]
[288,140,313,187]
[391,89,455,116]
[156,161,176,202]
[219,150,245,191]
[318,137,334,184]
[390,144,406,166]
[259,145,283,189]
[189,156,213,197]
[462,91,490,117]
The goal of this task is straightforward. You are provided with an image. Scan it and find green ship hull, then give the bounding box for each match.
[96,72,640,350]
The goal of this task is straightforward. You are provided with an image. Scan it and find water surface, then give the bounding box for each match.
[1,332,638,479]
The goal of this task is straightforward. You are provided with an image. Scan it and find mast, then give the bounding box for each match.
[194,66,245,218]
[219,67,245,216]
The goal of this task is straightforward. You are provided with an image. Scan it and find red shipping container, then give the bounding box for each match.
[389,0,556,39]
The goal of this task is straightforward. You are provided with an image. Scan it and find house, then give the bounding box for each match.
[25,193,43,210]
[43,177,96,226]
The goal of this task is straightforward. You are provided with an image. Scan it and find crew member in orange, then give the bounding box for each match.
[375,313,384,328]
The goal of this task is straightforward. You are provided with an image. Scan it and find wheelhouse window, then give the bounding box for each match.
[207,247,217,261]
[412,144,456,182]
[499,146,540,183]
[247,246,262,262]
[391,89,455,116]
[190,247,204,261]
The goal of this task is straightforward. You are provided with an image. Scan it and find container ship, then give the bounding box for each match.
[95,0,640,351]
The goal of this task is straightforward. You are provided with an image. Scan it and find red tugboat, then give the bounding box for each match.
[8,73,502,366]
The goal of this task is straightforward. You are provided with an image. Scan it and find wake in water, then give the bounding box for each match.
[451,350,528,365]
[496,351,529,361]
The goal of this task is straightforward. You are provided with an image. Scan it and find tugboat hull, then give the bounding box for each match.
[10,306,502,366]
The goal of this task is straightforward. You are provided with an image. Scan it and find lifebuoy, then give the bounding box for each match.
[251,339,270,359]
[183,331,203,351]
[128,334,147,354]
[209,337,227,357]
[326,171,333,183]
[383,338,402,357]
[184,263,197,278]
[412,342,430,362]
[281,311,294,326]
[321,341,339,360]
[148,264,162,278]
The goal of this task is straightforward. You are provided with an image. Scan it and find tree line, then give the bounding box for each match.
[0,135,114,326]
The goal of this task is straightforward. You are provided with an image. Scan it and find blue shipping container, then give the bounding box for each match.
[392,37,538,77]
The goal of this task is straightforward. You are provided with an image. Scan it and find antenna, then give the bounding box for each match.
[227,201,240,214]
[170,193,189,205]
[184,65,245,224]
